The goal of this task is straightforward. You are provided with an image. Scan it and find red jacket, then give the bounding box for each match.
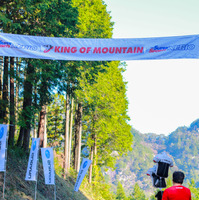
[162,185,191,200]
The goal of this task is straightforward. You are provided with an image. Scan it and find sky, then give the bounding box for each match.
[103,0,199,135]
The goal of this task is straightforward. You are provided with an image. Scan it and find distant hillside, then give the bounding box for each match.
[104,129,155,196]
[105,119,199,195]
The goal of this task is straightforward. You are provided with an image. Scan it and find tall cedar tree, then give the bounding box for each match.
[8,57,15,146]
[80,61,132,178]
[47,94,65,148]
[1,0,78,150]
[129,183,148,200]
[71,0,114,173]
[116,182,127,200]
[1,57,9,124]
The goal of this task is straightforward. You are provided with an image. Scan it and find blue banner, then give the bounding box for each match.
[0,33,199,61]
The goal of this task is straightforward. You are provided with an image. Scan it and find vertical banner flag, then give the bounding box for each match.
[74,158,92,192]
[41,147,55,185]
[25,138,40,181]
[0,33,199,61]
[0,125,8,172]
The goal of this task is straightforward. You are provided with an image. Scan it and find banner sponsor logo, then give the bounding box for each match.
[32,141,36,151]
[28,153,34,179]
[0,39,11,47]
[43,45,54,53]
[41,148,55,185]
[0,39,38,51]
[83,161,88,168]
[47,159,52,184]
[149,44,195,53]
[45,149,50,159]
[25,138,40,181]
[0,127,4,139]
[149,46,168,53]
[0,40,54,53]
[74,158,92,192]
[0,127,4,152]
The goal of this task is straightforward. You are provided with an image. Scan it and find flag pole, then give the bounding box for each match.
[54,168,56,200]
[53,149,56,200]
[54,184,56,200]
[35,180,38,200]
[3,171,6,199]
[35,143,40,200]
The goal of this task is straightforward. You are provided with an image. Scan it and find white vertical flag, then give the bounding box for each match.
[25,138,40,181]
[74,158,92,192]
[0,125,8,172]
[41,147,55,185]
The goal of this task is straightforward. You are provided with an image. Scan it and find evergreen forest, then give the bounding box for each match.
[0,0,199,199]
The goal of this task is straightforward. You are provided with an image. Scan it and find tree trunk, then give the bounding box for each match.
[44,106,47,147]
[8,57,15,146]
[64,87,70,176]
[68,97,74,170]
[89,115,97,183]
[33,83,37,138]
[2,56,9,124]
[89,133,97,183]
[89,143,94,183]
[0,57,3,122]
[17,128,24,147]
[37,105,47,147]
[33,117,37,138]
[21,63,35,151]
[17,62,34,150]
[94,134,97,166]
[15,58,19,136]
[74,103,82,172]
[77,104,82,172]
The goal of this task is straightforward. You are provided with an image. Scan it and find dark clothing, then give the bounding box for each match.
[156,162,170,178]
[155,191,164,200]
[152,173,166,188]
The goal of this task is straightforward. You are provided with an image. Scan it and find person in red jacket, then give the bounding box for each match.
[162,171,191,200]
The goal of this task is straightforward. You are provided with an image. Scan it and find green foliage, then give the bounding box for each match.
[128,183,148,200]
[189,179,199,200]
[8,145,27,159]
[166,176,173,188]
[149,193,156,200]
[116,182,127,200]
[47,94,65,150]
[80,61,132,169]
[72,0,113,38]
